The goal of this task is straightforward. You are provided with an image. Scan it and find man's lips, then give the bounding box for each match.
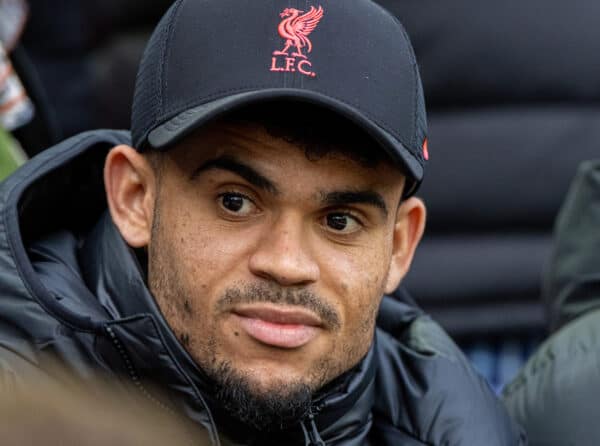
[231,305,322,349]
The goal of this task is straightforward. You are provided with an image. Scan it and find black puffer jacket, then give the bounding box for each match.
[0,130,526,445]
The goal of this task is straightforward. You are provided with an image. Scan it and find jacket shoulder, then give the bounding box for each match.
[375,296,526,445]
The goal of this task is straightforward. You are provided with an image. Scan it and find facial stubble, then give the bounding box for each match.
[147,195,376,430]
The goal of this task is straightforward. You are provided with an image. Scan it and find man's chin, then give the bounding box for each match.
[209,361,313,431]
[234,362,315,391]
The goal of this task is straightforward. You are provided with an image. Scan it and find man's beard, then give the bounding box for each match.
[152,279,335,430]
[148,205,344,430]
[209,361,313,430]
[204,285,342,431]
[148,200,372,431]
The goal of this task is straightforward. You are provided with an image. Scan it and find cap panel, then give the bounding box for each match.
[303,0,418,150]
[159,0,419,152]
[131,0,182,149]
[162,0,285,117]
[130,0,428,191]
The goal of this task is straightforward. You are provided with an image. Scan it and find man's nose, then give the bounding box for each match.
[248,214,320,286]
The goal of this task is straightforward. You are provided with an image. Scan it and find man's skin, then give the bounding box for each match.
[103,118,426,417]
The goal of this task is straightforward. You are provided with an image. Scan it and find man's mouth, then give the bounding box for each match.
[231,305,322,349]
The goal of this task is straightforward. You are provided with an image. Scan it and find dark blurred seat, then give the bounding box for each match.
[19,0,173,148]
[375,0,600,344]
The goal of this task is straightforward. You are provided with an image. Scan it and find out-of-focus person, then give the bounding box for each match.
[0,0,31,179]
[503,160,600,444]
[0,362,209,445]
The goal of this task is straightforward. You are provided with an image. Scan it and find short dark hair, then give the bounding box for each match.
[227,101,392,169]
[145,101,400,173]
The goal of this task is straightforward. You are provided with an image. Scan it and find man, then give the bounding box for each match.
[503,160,600,445]
[0,0,525,444]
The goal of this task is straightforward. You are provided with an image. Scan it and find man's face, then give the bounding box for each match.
[141,118,411,425]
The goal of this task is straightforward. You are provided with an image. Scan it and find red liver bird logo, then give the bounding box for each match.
[273,6,324,59]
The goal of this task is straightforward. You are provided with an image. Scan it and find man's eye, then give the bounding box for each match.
[325,213,362,233]
[219,193,255,215]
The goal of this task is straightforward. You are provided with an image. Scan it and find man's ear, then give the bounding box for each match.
[104,145,157,248]
[384,197,426,294]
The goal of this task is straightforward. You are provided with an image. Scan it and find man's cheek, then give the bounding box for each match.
[330,250,387,290]
[337,257,387,328]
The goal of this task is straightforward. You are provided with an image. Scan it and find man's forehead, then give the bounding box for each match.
[170,121,292,164]
[172,114,397,173]
[175,123,405,210]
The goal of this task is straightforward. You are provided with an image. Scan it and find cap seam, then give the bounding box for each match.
[155,10,168,125]
[389,11,423,156]
[392,13,418,64]
[412,63,418,150]
[159,0,185,130]
[161,86,418,156]
[412,63,425,164]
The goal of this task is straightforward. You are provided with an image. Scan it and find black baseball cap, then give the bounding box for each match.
[131,0,428,196]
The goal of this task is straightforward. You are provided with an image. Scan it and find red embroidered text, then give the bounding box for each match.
[270,6,324,78]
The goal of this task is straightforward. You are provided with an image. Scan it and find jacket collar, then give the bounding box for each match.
[81,212,378,445]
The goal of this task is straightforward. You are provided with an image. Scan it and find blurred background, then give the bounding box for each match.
[2,0,599,392]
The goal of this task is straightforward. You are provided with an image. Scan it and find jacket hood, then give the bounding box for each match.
[0,131,128,371]
[0,130,526,445]
[544,160,600,330]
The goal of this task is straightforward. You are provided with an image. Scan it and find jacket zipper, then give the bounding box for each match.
[301,406,326,446]
[105,325,220,446]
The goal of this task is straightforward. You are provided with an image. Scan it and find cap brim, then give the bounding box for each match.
[147,89,423,195]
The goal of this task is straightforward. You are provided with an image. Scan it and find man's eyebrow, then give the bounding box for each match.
[321,190,388,219]
[190,156,278,194]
